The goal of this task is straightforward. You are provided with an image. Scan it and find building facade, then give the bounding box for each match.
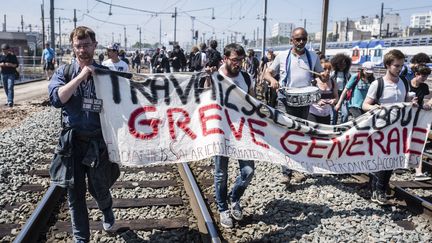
[271,23,295,38]
[410,11,432,29]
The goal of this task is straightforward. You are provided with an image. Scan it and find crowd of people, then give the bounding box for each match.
[0,24,420,241]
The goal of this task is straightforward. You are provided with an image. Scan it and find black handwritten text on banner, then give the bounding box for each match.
[93,70,432,174]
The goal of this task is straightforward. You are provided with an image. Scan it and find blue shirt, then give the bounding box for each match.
[345,73,371,109]
[42,47,55,62]
[48,61,104,131]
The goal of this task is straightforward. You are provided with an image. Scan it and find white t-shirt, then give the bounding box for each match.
[269,49,323,88]
[218,64,254,93]
[366,77,407,104]
[102,59,129,72]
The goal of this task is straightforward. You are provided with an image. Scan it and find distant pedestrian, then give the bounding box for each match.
[330,53,352,124]
[102,43,129,72]
[42,42,56,80]
[205,40,222,71]
[98,52,104,65]
[0,43,18,107]
[133,50,141,73]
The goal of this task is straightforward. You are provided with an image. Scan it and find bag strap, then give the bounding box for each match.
[375,77,384,104]
[241,71,252,92]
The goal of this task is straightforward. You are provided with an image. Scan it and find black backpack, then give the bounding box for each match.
[375,76,409,104]
[206,48,222,68]
[190,52,202,71]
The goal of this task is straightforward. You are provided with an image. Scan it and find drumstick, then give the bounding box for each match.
[298,66,322,76]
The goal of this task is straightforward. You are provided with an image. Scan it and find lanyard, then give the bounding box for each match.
[282,48,313,86]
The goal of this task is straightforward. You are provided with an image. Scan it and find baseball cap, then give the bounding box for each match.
[362,61,374,73]
[1,43,10,50]
[106,43,120,52]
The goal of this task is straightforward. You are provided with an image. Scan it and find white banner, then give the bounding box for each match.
[93,69,432,174]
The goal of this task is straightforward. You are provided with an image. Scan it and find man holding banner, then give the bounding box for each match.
[362,49,417,205]
[214,43,255,228]
[263,27,324,183]
[48,26,119,242]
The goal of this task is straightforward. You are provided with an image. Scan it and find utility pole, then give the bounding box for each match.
[173,7,177,44]
[138,26,142,52]
[304,19,307,29]
[345,18,349,41]
[41,4,45,45]
[73,9,77,29]
[159,19,162,46]
[320,0,329,55]
[379,2,384,39]
[262,0,267,57]
[58,17,61,49]
[21,15,24,32]
[3,15,6,31]
[190,16,195,46]
[50,0,55,48]
[124,26,127,50]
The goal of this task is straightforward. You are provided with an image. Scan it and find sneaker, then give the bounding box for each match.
[231,202,243,221]
[219,210,233,228]
[102,208,115,231]
[415,172,432,181]
[371,191,389,206]
[7,103,13,107]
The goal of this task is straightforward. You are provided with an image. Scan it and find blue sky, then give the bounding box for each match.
[2,0,432,47]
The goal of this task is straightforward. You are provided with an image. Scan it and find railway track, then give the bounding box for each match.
[2,158,222,242]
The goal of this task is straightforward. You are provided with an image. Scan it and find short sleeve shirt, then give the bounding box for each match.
[345,73,371,109]
[366,78,407,104]
[102,59,129,72]
[410,82,430,107]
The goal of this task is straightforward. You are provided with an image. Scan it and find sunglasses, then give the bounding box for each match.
[293,38,307,42]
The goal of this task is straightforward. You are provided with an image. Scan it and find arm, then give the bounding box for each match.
[57,66,94,104]
[263,67,279,89]
[362,97,380,112]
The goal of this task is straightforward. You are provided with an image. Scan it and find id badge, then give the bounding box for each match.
[82,97,103,113]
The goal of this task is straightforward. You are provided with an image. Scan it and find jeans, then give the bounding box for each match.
[2,73,15,105]
[68,138,113,242]
[214,156,254,212]
[277,98,309,176]
[370,170,392,193]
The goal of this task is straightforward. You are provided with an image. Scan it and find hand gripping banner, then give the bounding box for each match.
[93,69,432,174]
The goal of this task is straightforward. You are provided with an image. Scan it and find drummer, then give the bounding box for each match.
[263,27,325,184]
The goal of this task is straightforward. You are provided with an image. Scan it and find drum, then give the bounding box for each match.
[279,86,321,107]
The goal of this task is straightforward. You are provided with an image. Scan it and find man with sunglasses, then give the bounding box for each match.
[48,26,119,242]
[214,43,255,228]
[263,27,324,184]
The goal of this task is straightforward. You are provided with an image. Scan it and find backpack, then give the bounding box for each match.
[345,71,361,101]
[240,71,252,92]
[375,76,409,104]
[206,48,222,68]
[190,52,202,71]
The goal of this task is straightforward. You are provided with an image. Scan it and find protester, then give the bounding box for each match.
[48,26,120,242]
[409,64,432,181]
[362,49,416,205]
[243,49,260,91]
[170,44,186,72]
[102,43,129,72]
[400,52,431,82]
[0,43,19,107]
[41,42,56,80]
[336,61,375,119]
[259,49,277,107]
[214,43,255,229]
[330,53,352,124]
[98,52,104,65]
[263,27,324,184]
[308,60,338,124]
[206,40,222,70]
[133,51,142,73]
[189,46,202,72]
[119,49,130,68]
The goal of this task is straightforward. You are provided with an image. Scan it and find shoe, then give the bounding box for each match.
[291,171,307,183]
[371,191,389,206]
[231,202,243,221]
[7,103,13,107]
[102,208,115,231]
[219,210,233,228]
[415,172,432,181]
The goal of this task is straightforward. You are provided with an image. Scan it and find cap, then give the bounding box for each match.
[1,43,10,50]
[362,61,374,73]
[106,43,120,52]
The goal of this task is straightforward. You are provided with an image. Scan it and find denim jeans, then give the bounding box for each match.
[2,73,15,105]
[68,138,113,242]
[214,156,254,212]
[370,170,392,193]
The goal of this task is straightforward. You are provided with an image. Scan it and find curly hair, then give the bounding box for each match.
[410,52,431,64]
[330,53,351,73]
